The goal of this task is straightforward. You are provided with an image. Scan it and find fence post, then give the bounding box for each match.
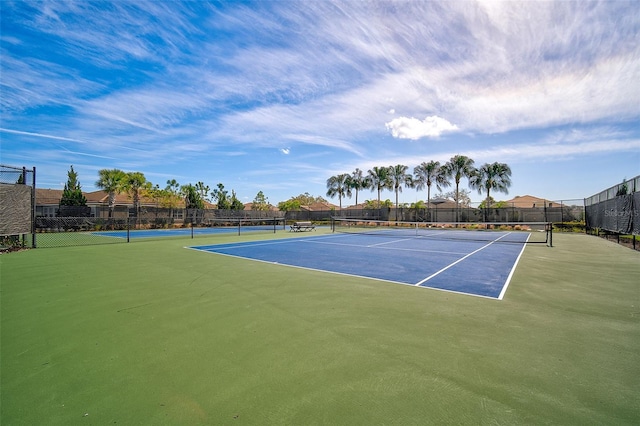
[32,166,37,248]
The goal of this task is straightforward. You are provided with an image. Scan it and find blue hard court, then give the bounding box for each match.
[189,231,530,299]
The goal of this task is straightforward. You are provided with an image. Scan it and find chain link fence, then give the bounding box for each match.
[585,175,639,251]
[33,215,286,248]
[301,200,585,228]
[1,162,592,250]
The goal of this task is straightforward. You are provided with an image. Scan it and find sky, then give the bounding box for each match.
[1,0,639,207]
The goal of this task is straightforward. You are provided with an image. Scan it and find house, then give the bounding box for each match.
[503,195,562,208]
[300,201,339,211]
[35,188,65,217]
[424,198,458,209]
[345,203,367,210]
[243,202,279,212]
[344,199,460,210]
[35,188,174,218]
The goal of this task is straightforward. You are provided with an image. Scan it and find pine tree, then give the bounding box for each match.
[251,191,270,211]
[211,183,230,209]
[229,190,244,210]
[59,166,87,206]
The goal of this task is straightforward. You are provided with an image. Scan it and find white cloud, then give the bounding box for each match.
[385,116,459,140]
[3,0,638,202]
[0,127,89,144]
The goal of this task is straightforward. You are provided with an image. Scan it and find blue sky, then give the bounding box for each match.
[1,1,638,206]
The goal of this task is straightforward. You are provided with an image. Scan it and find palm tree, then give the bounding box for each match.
[326,173,352,210]
[413,161,450,221]
[349,168,369,206]
[367,166,391,209]
[470,162,512,221]
[388,164,411,219]
[122,172,148,217]
[95,168,126,218]
[442,155,475,222]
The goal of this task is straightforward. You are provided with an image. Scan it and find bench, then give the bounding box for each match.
[290,221,315,232]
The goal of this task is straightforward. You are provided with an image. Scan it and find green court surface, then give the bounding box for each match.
[1,231,639,425]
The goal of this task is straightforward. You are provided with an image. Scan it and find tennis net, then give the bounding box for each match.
[205,217,286,234]
[332,218,552,245]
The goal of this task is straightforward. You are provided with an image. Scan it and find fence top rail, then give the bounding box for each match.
[1,165,35,186]
[0,164,35,172]
[585,174,639,205]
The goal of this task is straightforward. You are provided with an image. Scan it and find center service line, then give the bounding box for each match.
[413,232,512,286]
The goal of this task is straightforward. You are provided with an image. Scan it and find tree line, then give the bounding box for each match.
[325,155,512,219]
[54,167,269,218]
[60,167,340,218]
[57,155,511,220]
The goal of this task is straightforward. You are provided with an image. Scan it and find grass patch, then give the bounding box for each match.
[1,232,639,424]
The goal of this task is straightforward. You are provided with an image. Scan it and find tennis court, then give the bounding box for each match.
[189,226,540,299]
[92,218,284,239]
[93,226,273,239]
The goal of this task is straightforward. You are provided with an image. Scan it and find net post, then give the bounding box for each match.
[31,166,37,248]
[191,221,194,239]
[238,219,241,236]
[548,222,553,247]
[127,217,130,243]
[273,217,276,233]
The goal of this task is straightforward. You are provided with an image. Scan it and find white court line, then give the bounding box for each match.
[497,233,530,300]
[302,238,468,255]
[187,238,300,251]
[367,237,417,247]
[188,245,500,300]
[414,232,513,286]
[187,233,353,251]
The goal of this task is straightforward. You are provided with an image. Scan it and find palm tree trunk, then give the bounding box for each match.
[395,188,398,221]
[455,183,460,223]
[108,192,115,219]
[485,188,491,222]
[427,185,431,221]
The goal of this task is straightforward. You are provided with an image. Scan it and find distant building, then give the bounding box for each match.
[35,188,173,218]
[503,195,562,208]
[300,201,339,211]
[35,188,65,217]
[244,202,279,212]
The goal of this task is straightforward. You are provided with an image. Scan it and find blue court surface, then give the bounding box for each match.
[188,231,530,299]
[92,226,277,239]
